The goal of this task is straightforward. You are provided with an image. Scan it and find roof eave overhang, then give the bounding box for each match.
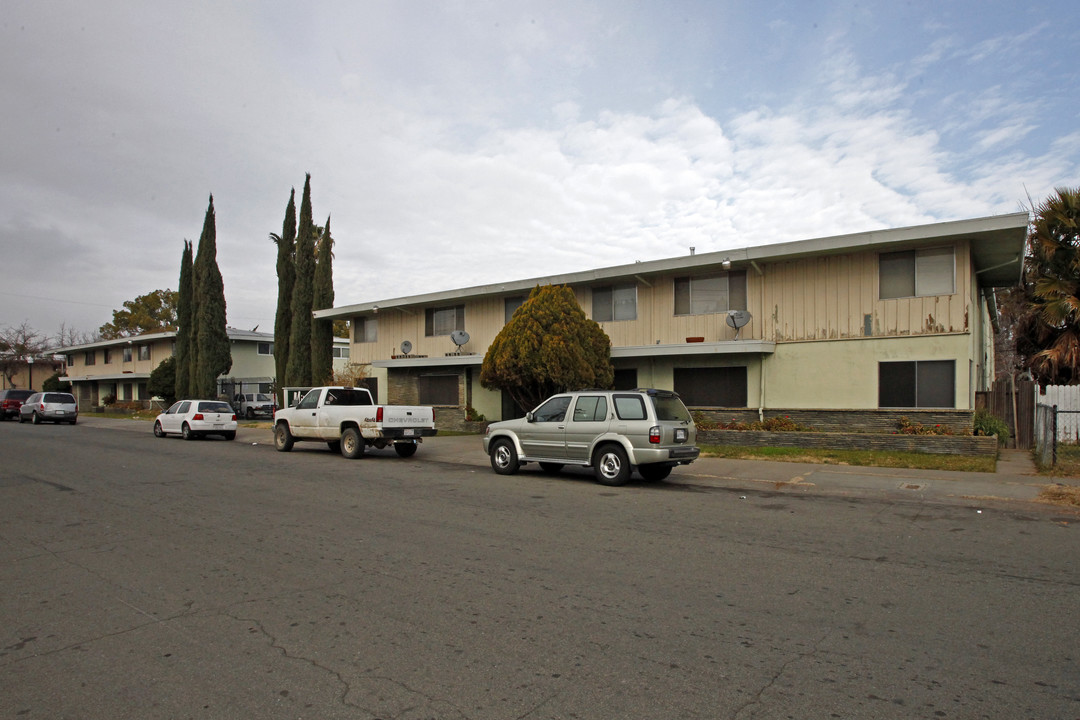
[317,212,1032,319]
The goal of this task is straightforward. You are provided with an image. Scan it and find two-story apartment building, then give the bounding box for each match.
[60,329,351,408]
[315,213,1028,425]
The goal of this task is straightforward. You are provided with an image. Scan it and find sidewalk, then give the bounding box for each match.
[421,434,1072,509]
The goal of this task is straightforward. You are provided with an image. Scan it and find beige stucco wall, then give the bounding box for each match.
[762,334,974,409]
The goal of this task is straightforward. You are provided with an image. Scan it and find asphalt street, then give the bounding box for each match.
[1,417,1077,719]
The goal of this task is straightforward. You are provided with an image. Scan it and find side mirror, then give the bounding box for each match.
[525,411,535,423]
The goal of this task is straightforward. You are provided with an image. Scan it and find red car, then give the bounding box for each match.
[0,389,34,420]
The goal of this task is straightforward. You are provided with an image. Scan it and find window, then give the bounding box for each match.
[425,305,464,336]
[122,347,133,363]
[138,345,150,361]
[103,349,112,364]
[673,367,748,406]
[571,396,609,423]
[332,346,350,359]
[613,394,647,420]
[418,374,459,405]
[879,247,954,299]
[593,283,637,322]
[84,351,96,366]
[257,342,274,356]
[504,296,526,324]
[532,395,571,422]
[296,390,321,410]
[66,354,74,366]
[354,317,377,343]
[675,271,747,315]
[879,360,955,408]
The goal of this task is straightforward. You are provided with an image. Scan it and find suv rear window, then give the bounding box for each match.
[44,393,75,403]
[651,394,692,422]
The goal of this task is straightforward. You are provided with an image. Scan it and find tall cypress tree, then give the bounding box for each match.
[272,189,296,406]
[311,214,335,385]
[174,240,194,399]
[286,174,315,387]
[193,195,232,397]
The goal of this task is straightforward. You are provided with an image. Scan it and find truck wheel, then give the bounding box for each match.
[638,464,672,482]
[593,444,630,486]
[274,423,294,452]
[490,438,520,475]
[341,427,366,459]
[394,442,418,458]
[246,408,255,419]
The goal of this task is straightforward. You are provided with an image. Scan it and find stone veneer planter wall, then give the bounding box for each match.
[698,429,999,457]
[691,408,975,434]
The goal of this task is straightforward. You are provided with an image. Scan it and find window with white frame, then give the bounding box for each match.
[354,317,377,343]
[425,305,464,337]
[138,345,150,361]
[879,247,955,299]
[878,360,955,408]
[332,346,350,359]
[674,271,747,315]
[593,283,637,322]
[257,342,274,356]
[122,347,133,363]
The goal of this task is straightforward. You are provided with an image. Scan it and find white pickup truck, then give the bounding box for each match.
[272,386,437,458]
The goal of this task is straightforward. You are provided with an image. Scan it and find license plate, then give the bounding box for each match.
[213,424,224,429]
[54,410,65,415]
[675,428,687,442]
[404,429,415,436]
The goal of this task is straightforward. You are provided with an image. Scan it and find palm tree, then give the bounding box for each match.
[1021,187,1080,383]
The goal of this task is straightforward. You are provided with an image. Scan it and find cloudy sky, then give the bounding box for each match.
[2,1,1077,341]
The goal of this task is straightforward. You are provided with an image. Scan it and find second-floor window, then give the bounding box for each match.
[84,351,96,366]
[879,247,954,299]
[138,345,150,361]
[425,305,464,337]
[257,342,273,356]
[123,347,133,363]
[354,317,377,343]
[103,349,112,364]
[593,283,637,322]
[504,296,526,323]
[674,271,747,315]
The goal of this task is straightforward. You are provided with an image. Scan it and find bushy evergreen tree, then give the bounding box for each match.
[174,240,194,399]
[149,355,177,406]
[480,284,613,412]
[286,174,315,387]
[271,189,296,406]
[192,195,232,397]
[311,214,335,385]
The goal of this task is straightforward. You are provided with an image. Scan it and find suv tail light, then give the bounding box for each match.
[649,426,661,444]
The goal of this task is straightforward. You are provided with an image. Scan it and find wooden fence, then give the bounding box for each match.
[975,379,1035,449]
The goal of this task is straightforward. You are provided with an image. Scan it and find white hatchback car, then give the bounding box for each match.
[154,399,238,440]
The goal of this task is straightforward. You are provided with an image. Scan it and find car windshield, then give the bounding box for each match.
[651,394,692,422]
[198,402,234,414]
[255,394,271,402]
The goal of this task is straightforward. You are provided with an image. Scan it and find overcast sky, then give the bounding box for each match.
[2,1,1077,342]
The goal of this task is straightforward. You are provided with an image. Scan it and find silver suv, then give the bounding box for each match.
[482,388,699,486]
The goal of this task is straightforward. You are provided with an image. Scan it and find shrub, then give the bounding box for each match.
[896,417,955,436]
[101,394,117,406]
[973,409,1010,445]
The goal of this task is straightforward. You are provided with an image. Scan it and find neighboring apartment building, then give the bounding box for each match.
[0,354,67,391]
[315,213,1029,424]
[60,328,352,408]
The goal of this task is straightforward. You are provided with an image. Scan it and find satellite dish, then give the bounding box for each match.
[450,330,470,348]
[726,310,752,340]
[400,340,413,355]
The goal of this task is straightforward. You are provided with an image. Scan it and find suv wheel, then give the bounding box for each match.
[490,438,520,475]
[593,444,631,486]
